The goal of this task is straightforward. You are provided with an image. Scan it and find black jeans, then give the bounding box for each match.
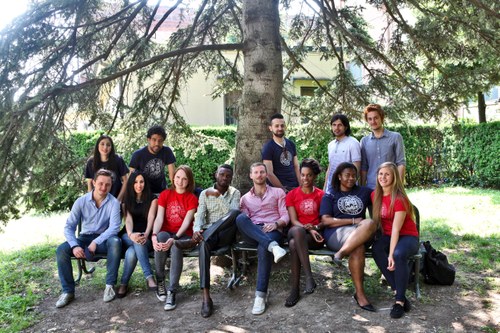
[199,209,240,289]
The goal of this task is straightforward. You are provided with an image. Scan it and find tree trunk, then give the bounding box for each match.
[477,91,486,123]
[233,0,282,193]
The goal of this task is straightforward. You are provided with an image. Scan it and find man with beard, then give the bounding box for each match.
[324,114,361,194]
[262,113,300,192]
[129,125,176,195]
[174,164,241,318]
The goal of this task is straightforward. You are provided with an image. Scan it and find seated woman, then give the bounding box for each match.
[319,162,377,311]
[84,134,129,202]
[284,158,325,307]
[117,171,158,298]
[151,165,198,311]
[371,162,419,319]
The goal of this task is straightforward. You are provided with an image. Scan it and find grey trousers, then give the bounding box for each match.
[155,231,189,292]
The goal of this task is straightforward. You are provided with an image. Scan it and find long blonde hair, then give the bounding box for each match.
[372,162,414,226]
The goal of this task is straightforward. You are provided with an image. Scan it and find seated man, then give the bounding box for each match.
[55,169,122,308]
[175,164,240,318]
[235,162,289,315]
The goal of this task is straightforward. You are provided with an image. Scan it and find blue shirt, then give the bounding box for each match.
[360,129,405,189]
[64,191,121,247]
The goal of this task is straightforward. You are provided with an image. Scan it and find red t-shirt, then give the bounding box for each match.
[372,193,418,237]
[285,187,324,225]
[157,189,198,236]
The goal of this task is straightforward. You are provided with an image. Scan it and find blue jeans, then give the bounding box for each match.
[154,231,190,292]
[120,233,153,285]
[235,213,283,297]
[56,234,121,294]
[372,234,419,302]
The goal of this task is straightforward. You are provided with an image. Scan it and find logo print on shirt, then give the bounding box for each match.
[338,195,363,215]
[166,201,185,225]
[280,150,292,166]
[144,158,165,179]
[299,198,317,216]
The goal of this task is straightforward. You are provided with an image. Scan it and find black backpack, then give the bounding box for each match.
[421,241,456,285]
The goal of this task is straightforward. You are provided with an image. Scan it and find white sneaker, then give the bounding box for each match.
[272,245,287,263]
[252,295,266,315]
[55,293,74,308]
[103,285,115,302]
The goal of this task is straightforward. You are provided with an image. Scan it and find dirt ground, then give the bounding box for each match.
[23,255,499,333]
[3,214,498,333]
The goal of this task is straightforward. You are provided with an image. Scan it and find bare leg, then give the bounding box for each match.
[336,219,376,260]
[349,245,371,306]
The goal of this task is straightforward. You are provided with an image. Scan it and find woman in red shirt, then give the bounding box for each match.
[284,158,324,307]
[371,162,419,319]
[151,165,198,311]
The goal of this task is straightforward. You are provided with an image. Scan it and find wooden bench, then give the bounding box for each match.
[228,206,422,299]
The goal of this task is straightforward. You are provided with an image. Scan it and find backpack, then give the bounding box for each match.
[421,241,456,285]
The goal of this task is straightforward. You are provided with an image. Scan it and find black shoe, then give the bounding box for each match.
[304,279,317,294]
[174,239,196,250]
[403,297,411,312]
[285,290,300,308]
[390,303,405,318]
[353,294,376,312]
[156,280,166,302]
[164,291,176,311]
[201,298,213,318]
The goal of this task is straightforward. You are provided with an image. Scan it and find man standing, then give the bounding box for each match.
[174,164,240,318]
[262,113,300,192]
[129,125,176,195]
[235,162,288,315]
[324,114,361,193]
[55,169,122,308]
[360,104,406,189]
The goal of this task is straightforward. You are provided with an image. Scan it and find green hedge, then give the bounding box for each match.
[31,122,499,213]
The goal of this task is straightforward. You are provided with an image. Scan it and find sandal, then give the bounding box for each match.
[285,290,300,307]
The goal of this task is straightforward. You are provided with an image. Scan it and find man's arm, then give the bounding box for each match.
[193,192,208,232]
[63,198,83,248]
[394,133,406,185]
[293,155,301,186]
[263,160,284,189]
[397,164,406,185]
[167,163,175,185]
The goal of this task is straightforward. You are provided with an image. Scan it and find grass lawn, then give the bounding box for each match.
[0,186,498,332]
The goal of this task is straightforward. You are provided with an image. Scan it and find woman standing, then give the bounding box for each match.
[116,172,158,298]
[151,165,198,311]
[85,134,129,202]
[284,158,324,307]
[371,162,419,319]
[320,162,377,311]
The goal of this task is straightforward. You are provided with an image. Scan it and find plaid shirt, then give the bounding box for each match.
[193,185,241,232]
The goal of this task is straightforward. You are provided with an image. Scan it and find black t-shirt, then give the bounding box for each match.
[261,138,299,188]
[84,156,129,198]
[319,186,372,241]
[129,146,176,194]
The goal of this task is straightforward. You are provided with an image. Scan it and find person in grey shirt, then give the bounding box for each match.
[360,104,406,189]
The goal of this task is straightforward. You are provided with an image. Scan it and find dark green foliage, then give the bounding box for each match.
[36,122,498,213]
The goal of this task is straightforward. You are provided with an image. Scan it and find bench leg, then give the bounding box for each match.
[74,259,96,285]
[414,257,421,299]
